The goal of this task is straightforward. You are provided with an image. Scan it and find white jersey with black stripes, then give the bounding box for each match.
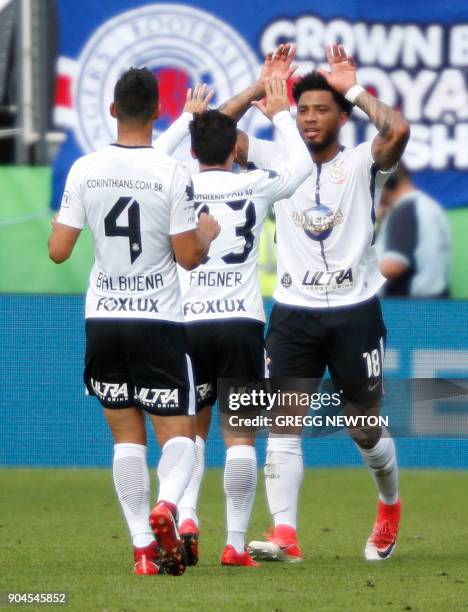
[247,138,393,308]
[176,111,314,323]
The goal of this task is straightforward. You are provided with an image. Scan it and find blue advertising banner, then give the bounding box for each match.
[52,1,468,210]
[1,296,467,468]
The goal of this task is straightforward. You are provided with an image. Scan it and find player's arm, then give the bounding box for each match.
[379,204,416,280]
[48,163,85,263]
[48,215,81,263]
[380,258,407,280]
[219,44,297,120]
[168,165,220,270]
[319,44,410,170]
[172,212,220,270]
[219,44,298,166]
[154,85,214,156]
[251,76,313,198]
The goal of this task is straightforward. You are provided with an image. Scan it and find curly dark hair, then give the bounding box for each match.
[292,71,353,116]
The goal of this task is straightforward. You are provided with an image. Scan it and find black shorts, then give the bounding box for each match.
[84,319,195,416]
[266,297,387,405]
[186,318,266,411]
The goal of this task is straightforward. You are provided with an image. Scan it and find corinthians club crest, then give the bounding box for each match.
[292,204,344,242]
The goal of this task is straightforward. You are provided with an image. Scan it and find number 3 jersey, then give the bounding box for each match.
[56,145,196,321]
[177,111,313,324]
[248,138,393,308]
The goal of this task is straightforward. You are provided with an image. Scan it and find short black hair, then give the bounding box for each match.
[114,67,159,123]
[384,161,412,190]
[292,71,353,116]
[190,110,237,165]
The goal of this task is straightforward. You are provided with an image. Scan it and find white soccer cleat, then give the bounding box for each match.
[248,525,303,562]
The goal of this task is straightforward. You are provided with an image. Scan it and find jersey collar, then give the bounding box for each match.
[111,143,153,149]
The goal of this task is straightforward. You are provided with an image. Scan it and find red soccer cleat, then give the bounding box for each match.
[220,544,260,567]
[133,540,159,576]
[179,519,199,566]
[365,498,401,561]
[248,524,303,562]
[149,501,186,576]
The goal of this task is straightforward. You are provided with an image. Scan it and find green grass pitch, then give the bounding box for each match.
[0,468,467,611]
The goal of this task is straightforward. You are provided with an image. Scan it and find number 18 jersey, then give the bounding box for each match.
[57,144,196,321]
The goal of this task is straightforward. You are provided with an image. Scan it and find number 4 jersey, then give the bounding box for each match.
[177,111,313,323]
[57,145,196,321]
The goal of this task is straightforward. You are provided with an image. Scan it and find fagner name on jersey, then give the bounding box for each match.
[183,299,246,316]
[302,269,354,290]
[96,272,164,292]
[86,178,162,192]
[189,270,242,287]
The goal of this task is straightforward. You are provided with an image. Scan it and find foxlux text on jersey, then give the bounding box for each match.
[96,297,159,312]
[86,178,163,192]
[183,299,246,316]
[96,272,164,292]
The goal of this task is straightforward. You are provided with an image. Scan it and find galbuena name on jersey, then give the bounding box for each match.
[96,272,164,292]
[302,268,354,291]
[86,178,162,192]
[189,270,242,287]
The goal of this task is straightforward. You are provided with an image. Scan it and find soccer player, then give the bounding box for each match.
[47,67,220,576]
[157,76,313,566]
[220,44,410,562]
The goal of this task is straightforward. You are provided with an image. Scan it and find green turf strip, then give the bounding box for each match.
[0,167,93,294]
[0,468,467,611]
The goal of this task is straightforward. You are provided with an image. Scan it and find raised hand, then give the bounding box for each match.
[252,76,289,120]
[183,84,215,114]
[318,43,357,96]
[259,43,298,85]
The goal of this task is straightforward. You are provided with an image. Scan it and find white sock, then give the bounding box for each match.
[356,429,399,505]
[265,435,303,530]
[157,436,196,506]
[113,443,154,548]
[224,445,257,553]
[178,435,205,527]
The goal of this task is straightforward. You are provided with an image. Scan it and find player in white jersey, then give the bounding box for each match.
[219,44,410,562]
[157,76,313,566]
[48,68,219,576]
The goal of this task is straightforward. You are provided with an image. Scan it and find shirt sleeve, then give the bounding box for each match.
[250,111,313,202]
[56,159,86,229]
[154,113,192,156]
[169,162,197,235]
[381,202,417,267]
[247,133,285,170]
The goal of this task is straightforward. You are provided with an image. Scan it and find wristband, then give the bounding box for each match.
[344,84,365,104]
